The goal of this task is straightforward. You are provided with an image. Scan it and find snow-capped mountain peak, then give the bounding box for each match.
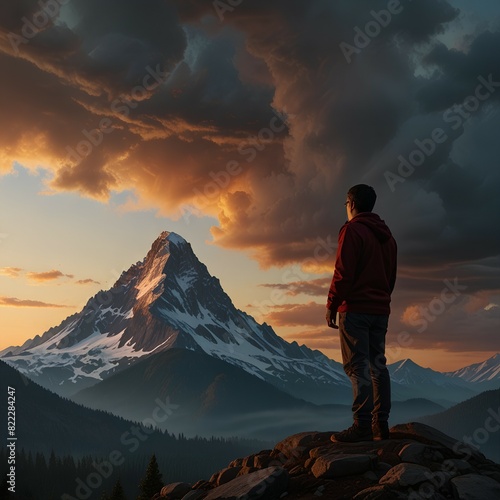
[389,358,443,385]
[1,231,346,401]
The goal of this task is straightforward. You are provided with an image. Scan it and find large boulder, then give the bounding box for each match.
[274,431,332,460]
[160,482,192,498]
[203,466,289,500]
[379,463,433,487]
[390,422,485,462]
[398,442,444,465]
[451,473,500,499]
[311,453,375,479]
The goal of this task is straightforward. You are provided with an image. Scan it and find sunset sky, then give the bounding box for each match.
[0,0,499,371]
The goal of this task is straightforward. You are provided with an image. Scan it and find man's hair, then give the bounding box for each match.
[347,184,377,212]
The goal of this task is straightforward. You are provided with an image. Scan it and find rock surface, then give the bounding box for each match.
[450,473,500,500]
[203,466,288,499]
[160,482,192,498]
[156,422,500,499]
[311,453,374,479]
[379,462,432,487]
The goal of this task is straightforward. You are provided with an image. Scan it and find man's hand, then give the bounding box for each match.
[325,308,339,329]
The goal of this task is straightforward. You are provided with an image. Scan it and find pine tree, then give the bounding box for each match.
[138,454,163,500]
[110,478,127,500]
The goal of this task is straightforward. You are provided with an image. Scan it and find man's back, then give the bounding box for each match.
[327,212,397,316]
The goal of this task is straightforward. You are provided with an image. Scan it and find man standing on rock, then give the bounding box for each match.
[325,184,397,442]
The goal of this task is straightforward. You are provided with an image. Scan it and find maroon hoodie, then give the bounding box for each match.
[326,212,397,315]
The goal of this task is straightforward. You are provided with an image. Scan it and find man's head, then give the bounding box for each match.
[345,184,376,221]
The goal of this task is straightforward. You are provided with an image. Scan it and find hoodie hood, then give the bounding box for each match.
[351,212,393,242]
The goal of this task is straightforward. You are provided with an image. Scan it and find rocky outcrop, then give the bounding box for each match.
[154,422,500,499]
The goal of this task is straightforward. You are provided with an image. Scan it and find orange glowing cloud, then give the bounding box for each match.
[0,296,72,308]
[286,328,340,350]
[26,270,74,283]
[263,301,325,327]
[463,292,495,313]
[401,305,422,326]
[0,267,23,277]
[75,278,101,285]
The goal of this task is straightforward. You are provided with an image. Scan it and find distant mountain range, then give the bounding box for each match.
[388,358,479,405]
[71,347,450,440]
[1,231,499,429]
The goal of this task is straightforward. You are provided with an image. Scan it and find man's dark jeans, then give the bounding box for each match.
[338,312,391,425]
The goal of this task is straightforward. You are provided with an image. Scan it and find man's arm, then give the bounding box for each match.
[326,224,363,314]
[389,239,397,293]
[325,308,339,329]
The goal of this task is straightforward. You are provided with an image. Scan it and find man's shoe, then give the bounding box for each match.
[373,421,390,440]
[330,422,373,443]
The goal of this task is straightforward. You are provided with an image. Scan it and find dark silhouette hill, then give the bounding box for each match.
[418,387,500,463]
[0,359,265,464]
[72,347,316,439]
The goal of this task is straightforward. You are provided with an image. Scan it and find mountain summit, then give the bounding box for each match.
[1,231,347,400]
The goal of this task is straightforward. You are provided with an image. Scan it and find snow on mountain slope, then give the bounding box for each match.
[445,353,500,384]
[1,231,347,402]
[389,359,453,386]
[388,358,478,403]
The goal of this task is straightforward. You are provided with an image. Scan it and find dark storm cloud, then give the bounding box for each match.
[1,0,499,354]
[178,0,467,268]
[0,0,186,94]
[419,31,500,112]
